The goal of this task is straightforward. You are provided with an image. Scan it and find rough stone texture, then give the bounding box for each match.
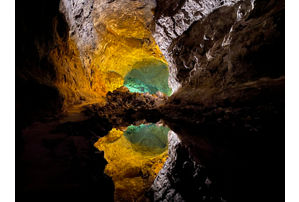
[149,132,182,201]
[88,0,167,94]
[150,0,285,201]
[152,0,241,91]
[59,0,169,98]
[16,0,104,125]
[60,0,97,65]
[16,0,113,200]
[16,0,285,201]
[16,1,167,201]
[85,86,167,126]
[169,0,284,89]
[16,0,65,127]
[149,131,222,202]
[153,78,284,202]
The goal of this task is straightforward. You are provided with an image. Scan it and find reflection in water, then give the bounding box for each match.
[124,124,169,154]
[94,124,169,201]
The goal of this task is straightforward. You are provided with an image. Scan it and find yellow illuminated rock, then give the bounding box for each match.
[48,17,106,110]
[48,1,169,109]
[95,128,168,201]
[90,0,167,94]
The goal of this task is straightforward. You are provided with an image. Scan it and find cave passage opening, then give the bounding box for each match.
[123,60,172,96]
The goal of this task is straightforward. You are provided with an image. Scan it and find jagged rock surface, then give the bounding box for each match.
[85,87,167,126]
[16,0,113,200]
[16,0,104,126]
[170,0,284,89]
[149,131,219,202]
[152,0,241,91]
[16,0,285,201]
[60,0,97,65]
[151,0,285,201]
[60,0,97,51]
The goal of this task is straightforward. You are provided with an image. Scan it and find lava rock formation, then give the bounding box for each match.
[16,0,284,202]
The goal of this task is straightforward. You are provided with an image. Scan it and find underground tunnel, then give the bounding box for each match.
[124,60,172,95]
[16,0,285,202]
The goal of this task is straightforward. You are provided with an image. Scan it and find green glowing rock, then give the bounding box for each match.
[124,124,169,153]
[124,60,172,96]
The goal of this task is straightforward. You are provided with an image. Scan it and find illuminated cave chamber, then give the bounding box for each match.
[95,124,169,201]
[17,0,285,201]
[59,0,173,201]
[124,60,172,96]
[85,0,172,98]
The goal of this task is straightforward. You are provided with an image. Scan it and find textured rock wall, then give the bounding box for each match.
[17,0,285,201]
[16,0,106,128]
[16,0,171,126]
[16,2,115,200]
[16,0,67,126]
[48,16,102,107]
[170,0,284,90]
[152,0,241,91]
[89,0,167,93]
[59,0,170,97]
[60,0,97,58]
[153,0,284,92]
[151,0,285,201]
[149,131,217,202]
[86,86,167,126]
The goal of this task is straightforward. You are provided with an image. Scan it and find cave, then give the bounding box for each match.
[124,60,172,95]
[15,0,285,202]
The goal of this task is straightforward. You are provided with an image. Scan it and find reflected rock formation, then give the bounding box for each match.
[16,0,284,202]
[95,125,169,201]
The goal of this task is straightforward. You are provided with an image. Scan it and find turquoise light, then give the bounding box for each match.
[124,60,172,96]
[124,124,169,153]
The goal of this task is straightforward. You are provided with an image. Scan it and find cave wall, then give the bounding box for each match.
[151,0,241,91]
[151,0,285,201]
[16,0,285,201]
[172,0,283,90]
[59,0,171,98]
[16,0,177,127]
[16,1,115,201]
[89,0,168,93]
[60,0,97,60]
[149,131,216,202]
[16,0,104,128]
[152,0,284,92]
[16,0,64,127]
[16,0,167,127]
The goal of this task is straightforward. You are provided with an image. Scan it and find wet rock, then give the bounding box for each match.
[150,0,285,201]
[86,86,167,127]
[148,131,219,202]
